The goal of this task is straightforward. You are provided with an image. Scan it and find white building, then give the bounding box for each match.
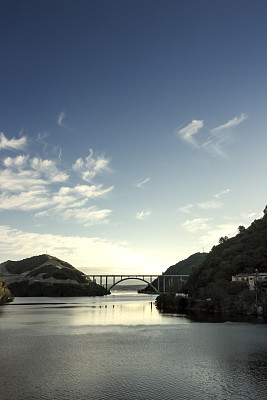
[232,272,267,290]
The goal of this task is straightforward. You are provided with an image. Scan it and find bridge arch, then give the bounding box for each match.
[108,277,159,293]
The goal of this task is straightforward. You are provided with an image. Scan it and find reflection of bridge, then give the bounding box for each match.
[86,274,190,294]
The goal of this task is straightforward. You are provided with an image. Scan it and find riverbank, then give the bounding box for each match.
[7,280,109,297]
[156,293,267,319]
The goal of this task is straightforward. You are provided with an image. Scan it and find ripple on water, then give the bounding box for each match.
[1,297,267,400]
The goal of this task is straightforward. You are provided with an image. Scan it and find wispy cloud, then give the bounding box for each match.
[176,114,247,157]
[180,189,230,214]
[0,132,27,151]
[136,178,150,188]
[211,113,248,134]
[179,204,194,214]
[0,189,51,211]
[57,111,66,127]
[199,223,238,246]
[214,189,230,199]
[62,207,112,226]
[202,136,228,158]
[36,206,112,226]
[0,155,68,192]
[30,157,69,182]
[197,200,223,210]
[176,120,203,147]
[202,114,248,157]
[0,168,49,192]
[136,209,152,220]
[0,182,113,223]
[72,149,112,182]
[182,218,212,233]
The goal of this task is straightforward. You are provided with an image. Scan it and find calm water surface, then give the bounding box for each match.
[0,292,267,400]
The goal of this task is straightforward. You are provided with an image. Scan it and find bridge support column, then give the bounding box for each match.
[163,276,166,293]
[158,277,160,292]
[105,276,108,291]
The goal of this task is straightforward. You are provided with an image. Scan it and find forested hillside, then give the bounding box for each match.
[187,211,267,297]
[164,252,207,275]
[157,207,267,315]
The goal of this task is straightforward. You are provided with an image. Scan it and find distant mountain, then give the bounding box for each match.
[141,252,207,293]
[0,254,107,297]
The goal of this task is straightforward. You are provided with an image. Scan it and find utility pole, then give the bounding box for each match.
[255,269,258,308]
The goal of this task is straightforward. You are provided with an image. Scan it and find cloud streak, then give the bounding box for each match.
[136,178,150,188]
[179,189,230,215]
[176,120,203,147]
[203,114,248,157]
[176,114,247,157]
[211,113,248,134]
[214,189,230,199]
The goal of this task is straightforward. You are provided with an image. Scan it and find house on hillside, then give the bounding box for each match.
[232,272,267,290]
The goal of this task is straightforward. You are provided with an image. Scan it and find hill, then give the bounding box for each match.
[0,254,108,297]
[187,211,267,296]
[164,252,207,275]
[157,207,267,315]
[141,252,207,293]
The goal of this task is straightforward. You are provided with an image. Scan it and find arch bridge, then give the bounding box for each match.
[86,274,189,294]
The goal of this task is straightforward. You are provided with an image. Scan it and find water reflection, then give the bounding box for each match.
[1,292,267,400]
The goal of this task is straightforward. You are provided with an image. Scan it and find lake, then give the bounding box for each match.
[0,292,267,400]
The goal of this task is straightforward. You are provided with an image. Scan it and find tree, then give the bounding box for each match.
[219,236,228,244]
[238,225,246,234]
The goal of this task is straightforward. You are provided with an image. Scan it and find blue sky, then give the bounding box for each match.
[0,0,266,274]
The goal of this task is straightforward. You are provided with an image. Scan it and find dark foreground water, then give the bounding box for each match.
[0,292,267,400]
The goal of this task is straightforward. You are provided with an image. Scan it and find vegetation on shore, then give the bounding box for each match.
[0,278,11,304]
[157,207,267,315]
[8,280,107,297]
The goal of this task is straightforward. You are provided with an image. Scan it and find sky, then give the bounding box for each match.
[0,0,267,274]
